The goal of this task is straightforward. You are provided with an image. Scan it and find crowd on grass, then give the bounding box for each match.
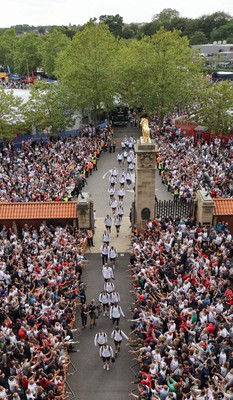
[0,223,88,400]
[128,216,233,400]
[0,126,114,202]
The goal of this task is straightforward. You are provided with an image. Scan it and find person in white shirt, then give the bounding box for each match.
[99,342,114,370]
[119,173,126,188]
[117,188,125,202]
[112,167,118,177]
[117,153,123,165]
[108,246,118,269]
[109,290,120,305]
[117,205,124,221]
[126,171,132,187]
[102,264,114,282]
[108,187,115,201]
[109,174,116,187]
[104,215,112,233]
[110,303,125,326]
[102,231,111,245]
[99,290,110,316]
[110,196,118,213]
[104,279,115,294]
[100,243,110,266]
[111,326,128,356]
[94,330,108,347]
[114,215,121,237]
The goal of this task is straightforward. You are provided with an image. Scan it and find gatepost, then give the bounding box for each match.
[195,189,215,225]
[134,137,158,231]
[76,192,94,229]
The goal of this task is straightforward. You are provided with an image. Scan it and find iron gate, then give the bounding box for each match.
[155,199,195,220]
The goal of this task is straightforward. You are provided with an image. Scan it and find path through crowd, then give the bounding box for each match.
[67,125,173,400]
[67,126,139,400]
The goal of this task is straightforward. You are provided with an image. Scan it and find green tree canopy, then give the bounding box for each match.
[40,30,70,78]
[99,14,124,37]
[211,21,233,42]
[152,8,180,24]
[0,29,17,72]
[22,81,77,135]
[0,87,24,139]
[189,31,208,45]
[197,11,232,41]
[117,29,202,125]
[193,81,233,134]
[13,32,42,75]
[55,21,120,125]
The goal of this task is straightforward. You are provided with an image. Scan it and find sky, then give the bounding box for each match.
[0,0,233,28]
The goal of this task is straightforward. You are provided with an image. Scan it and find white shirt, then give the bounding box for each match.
[108,248,118,259]
[94,332,107,346]
[102,266,114,280]
[110,305,125,319]
[99,345,113,358]
[111,329,128,341]
[99,292,110,304]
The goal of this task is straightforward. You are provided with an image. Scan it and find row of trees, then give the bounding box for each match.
[0,9,233,45]
[0,22,233,139]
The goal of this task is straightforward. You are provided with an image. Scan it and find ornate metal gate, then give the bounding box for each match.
[155,199,195,220]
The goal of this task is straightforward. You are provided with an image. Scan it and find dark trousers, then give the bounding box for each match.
[102,254,108,265]
[81,313,87,327]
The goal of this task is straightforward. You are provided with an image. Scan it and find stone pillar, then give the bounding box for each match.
[12,220,19,238]
[76,192,93,229]
[134,138,158,231]
[196,189,215,225]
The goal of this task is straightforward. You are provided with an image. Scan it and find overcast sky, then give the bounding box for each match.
[1,0,233,28]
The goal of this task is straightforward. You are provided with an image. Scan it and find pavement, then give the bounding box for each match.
[67,125,172,399]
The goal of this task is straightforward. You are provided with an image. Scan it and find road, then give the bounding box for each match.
[67,125,172,400]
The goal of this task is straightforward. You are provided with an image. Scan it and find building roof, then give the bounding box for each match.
[214,198,233,216]
[0,202,77,220]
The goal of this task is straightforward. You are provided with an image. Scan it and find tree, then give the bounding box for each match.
[211,21,233,42]
[55,21,120,126]
[193,81,233,135]
[0,28,17,72]
[99,14,123,37]
[117,29,202,126]
[13,32,42,75]
[22,81,77,135]
[189,31,208,45]
[122,24,138,39]
[197,11,232,41]
[152,8,180,24]
[40,30,70,78]
[0,87,24,139]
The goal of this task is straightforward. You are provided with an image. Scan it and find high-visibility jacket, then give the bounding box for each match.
[158,163,163,171]
[88,162,93,170]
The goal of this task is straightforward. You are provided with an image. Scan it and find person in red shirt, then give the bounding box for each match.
[18,327,28,340]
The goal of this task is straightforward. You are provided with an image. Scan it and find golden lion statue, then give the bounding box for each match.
[140,118,150,143]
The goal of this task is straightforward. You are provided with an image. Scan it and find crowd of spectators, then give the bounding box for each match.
[0,126,113,202]
[150,121,233,202]
[128,216,233,400]
[0,80,30,90]
[0,223,88,399]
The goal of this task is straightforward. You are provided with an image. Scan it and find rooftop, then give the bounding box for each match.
[0,201,77,220]
[214,198,233,216]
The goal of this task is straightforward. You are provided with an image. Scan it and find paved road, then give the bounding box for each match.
[67,125,172,399]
